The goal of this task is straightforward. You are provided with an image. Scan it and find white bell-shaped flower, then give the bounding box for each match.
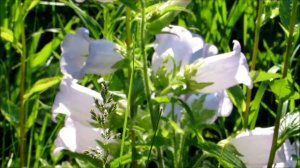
[230,127,296,168]
[152,25,252,93]
[60,27,122,79]
[52,77,102,126]
[80,40,122,76]
[192,40,252,93]
[60,28,89,79]
[186,91,233,124]
[54,117,103,155]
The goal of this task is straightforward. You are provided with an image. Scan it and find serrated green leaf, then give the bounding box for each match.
[279,111,300,145]
[24,76,62,100]
[197,142,246,168]
[250,70,281,83]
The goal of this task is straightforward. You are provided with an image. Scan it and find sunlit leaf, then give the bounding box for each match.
[270,78,300,100]
[249,70,281,83]
[24,76,62,100]
[197,141,246,168]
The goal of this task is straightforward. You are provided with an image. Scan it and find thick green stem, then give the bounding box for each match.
[267,0,298,167]
[244,0,263,129]
[120,7,133,161]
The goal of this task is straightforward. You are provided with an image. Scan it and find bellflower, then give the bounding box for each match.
[152,25,252,93]
[52,77,102,126]
[186,90,233,124]
[54,117,104,155]
[230,127,296,168]
[60,27,122,79]
[153,25,245,121]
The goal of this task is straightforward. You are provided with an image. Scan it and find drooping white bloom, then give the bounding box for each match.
[80,40,122,75]
[60,28,89,79]
[152,25,252,93]
[54,117,103,155]
[153,25,245,121]
[186,91,233,123]
[230,127,296,168]
[192,40,252,93]
[52,77,102,126]
[60,27,122,79]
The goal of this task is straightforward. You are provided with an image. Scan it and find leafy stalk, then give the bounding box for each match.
[140,0,155,129]
[267,0,298,167]
[244,0,263,129]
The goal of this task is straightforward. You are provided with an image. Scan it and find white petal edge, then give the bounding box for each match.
[81,40,122,76]
[192,40,252,93]
[52,77,103,126]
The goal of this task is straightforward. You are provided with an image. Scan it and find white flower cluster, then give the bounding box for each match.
[152,25,251,122]
[53,28,121,154]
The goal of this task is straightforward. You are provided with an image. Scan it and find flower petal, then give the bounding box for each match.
[186,91,233,124]
[192,40,252,93]
[230,127,296,167]
[80,40,122,75]
[54,117,102,155]
[52,77,102,126]
[152,25,194,72]
[189,34,218,63]
[60,28,90,79]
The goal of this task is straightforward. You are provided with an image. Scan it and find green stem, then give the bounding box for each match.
[19,20,27,168]
[119,7,133,161]
[267,0,298,167]
[244,0,263,130]
[140,0,155,129]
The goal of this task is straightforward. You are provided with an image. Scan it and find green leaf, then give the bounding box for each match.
[0,97,19,127]
[146,0,192,35]
[110,153,132,168]
[62,0,101,38]
[168,119,184,134]
[24,76,62,100]
[26,98,39,130]
[249,70,281,83]
[153,96,171,103]
[197,142,246,168]
[249,81,269,129]
[279,111,300,145]
[30,37,61,68]
[118,0,140,12]
[63,150,103,167]
[270,78,300,100]
[227,86,246,112]
[279,0,300,31]
[261,0,280,26]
